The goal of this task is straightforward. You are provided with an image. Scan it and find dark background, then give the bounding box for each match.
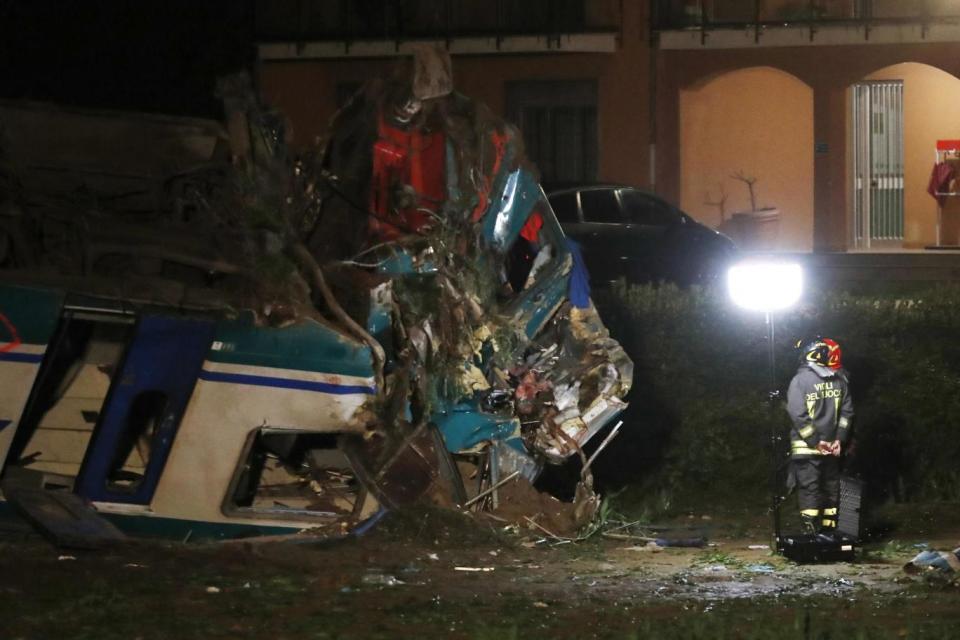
[0,1,254,117]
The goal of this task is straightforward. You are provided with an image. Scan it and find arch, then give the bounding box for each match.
[672,40,960,94]
[859,59,960,86]
[850,62,960,248]
[679,66,814,251]
[683,63,811,94]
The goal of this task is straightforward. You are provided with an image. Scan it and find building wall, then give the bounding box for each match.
[679,66,814,250]
[676,62,960,251]
[658,42,960,252]
[258,2,651,188]
[258,9,960,254]
[864,63,960,247]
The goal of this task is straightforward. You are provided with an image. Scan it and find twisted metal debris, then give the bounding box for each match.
[0,47,631,538]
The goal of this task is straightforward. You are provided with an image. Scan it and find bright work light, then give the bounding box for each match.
[726,258,804,554]
[727,261,803,312]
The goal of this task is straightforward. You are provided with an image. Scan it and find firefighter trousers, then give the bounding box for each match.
[793,457,841,530]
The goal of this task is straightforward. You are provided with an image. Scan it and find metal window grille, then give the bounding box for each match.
[508,81,598,185]
[852,80,904,248]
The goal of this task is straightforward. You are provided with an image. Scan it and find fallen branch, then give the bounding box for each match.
[290,242,386,398]
[523,516,567,541]
[602,532,656,543]
[602,519,644,535]
[480,512,509,523]
[463,471,520,508]
[602,532,707,548]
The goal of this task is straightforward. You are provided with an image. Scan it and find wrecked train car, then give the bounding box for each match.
[0,56,631,542]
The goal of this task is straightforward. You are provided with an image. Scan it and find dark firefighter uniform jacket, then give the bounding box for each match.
[786,363,854,459]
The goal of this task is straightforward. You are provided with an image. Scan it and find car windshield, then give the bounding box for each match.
[619,189,678,226]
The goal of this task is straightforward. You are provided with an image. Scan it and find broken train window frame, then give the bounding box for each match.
[6,305,136,484]
[221,426,373,523]
[500,190,573,338]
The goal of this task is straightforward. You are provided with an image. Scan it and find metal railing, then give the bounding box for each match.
[654,0,960,30]
[256,0,621,43]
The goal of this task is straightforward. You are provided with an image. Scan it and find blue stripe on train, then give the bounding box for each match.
[198,369,375,395]
[0,351,43,363]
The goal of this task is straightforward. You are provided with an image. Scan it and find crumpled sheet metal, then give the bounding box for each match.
[513,302,633,463]
[313,49,633,505]
[432,405,521,454]
[481,168,542,253]
[0,52,630,536]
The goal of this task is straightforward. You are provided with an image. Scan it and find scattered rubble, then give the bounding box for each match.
[903,545,960,574]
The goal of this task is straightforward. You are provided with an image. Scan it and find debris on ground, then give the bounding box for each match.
[597,518,711,548]
[903,545,960,574]
[5,522,955,640]
[361,572,406,586]
[746,564,776,574]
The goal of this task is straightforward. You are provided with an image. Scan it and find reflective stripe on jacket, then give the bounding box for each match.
[786,363,854,458]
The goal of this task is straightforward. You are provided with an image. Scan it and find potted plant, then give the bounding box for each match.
[718,170,780,251]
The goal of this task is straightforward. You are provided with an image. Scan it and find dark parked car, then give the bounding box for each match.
[546,184,738,287]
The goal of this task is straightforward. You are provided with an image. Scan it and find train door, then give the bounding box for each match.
[75,314,214,504]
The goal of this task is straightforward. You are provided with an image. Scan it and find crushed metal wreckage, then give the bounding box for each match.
[0,47,632,545]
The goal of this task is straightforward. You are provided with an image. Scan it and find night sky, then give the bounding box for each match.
[0,1,254,117]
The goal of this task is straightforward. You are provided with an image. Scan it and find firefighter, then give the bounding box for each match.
[786,338,854,535]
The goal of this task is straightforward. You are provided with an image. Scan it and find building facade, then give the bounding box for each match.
[257,0,960,252]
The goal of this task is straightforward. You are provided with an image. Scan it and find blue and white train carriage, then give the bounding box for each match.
[0,169,632,542]
[0,284,386,539]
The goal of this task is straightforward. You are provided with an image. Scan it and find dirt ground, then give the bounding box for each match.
[2,505,960,640]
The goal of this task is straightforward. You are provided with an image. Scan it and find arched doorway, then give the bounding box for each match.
[851,63,960,249]
[679,66,814,252]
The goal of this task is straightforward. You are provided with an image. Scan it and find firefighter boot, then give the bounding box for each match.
[817,506,839,541]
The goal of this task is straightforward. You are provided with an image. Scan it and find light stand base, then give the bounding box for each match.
[778,533,857,563]
[775,477,863,564]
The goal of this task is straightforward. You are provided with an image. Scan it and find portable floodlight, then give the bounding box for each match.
[726,259,803,397]
[728,260,860,561]
[727,261,803,312]
[727,259,803,554]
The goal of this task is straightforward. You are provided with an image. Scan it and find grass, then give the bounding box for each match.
[861,539,924,563]
[3,534,960,640]
[691,549,747,570]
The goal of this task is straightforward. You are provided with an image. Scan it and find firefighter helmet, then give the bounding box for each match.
[822,337,842,370]
[796,338,831,367]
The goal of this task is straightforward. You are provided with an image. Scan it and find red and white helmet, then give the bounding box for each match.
[822,337,842,370]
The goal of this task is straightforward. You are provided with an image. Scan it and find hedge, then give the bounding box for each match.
[592,281,960,512]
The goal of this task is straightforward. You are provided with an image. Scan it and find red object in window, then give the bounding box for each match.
[936,139,960,151]
[519,210,543,244]
[368,114,446,240]
[928,162,955,207]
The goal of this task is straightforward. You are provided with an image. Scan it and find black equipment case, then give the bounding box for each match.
[777,477,863,563]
